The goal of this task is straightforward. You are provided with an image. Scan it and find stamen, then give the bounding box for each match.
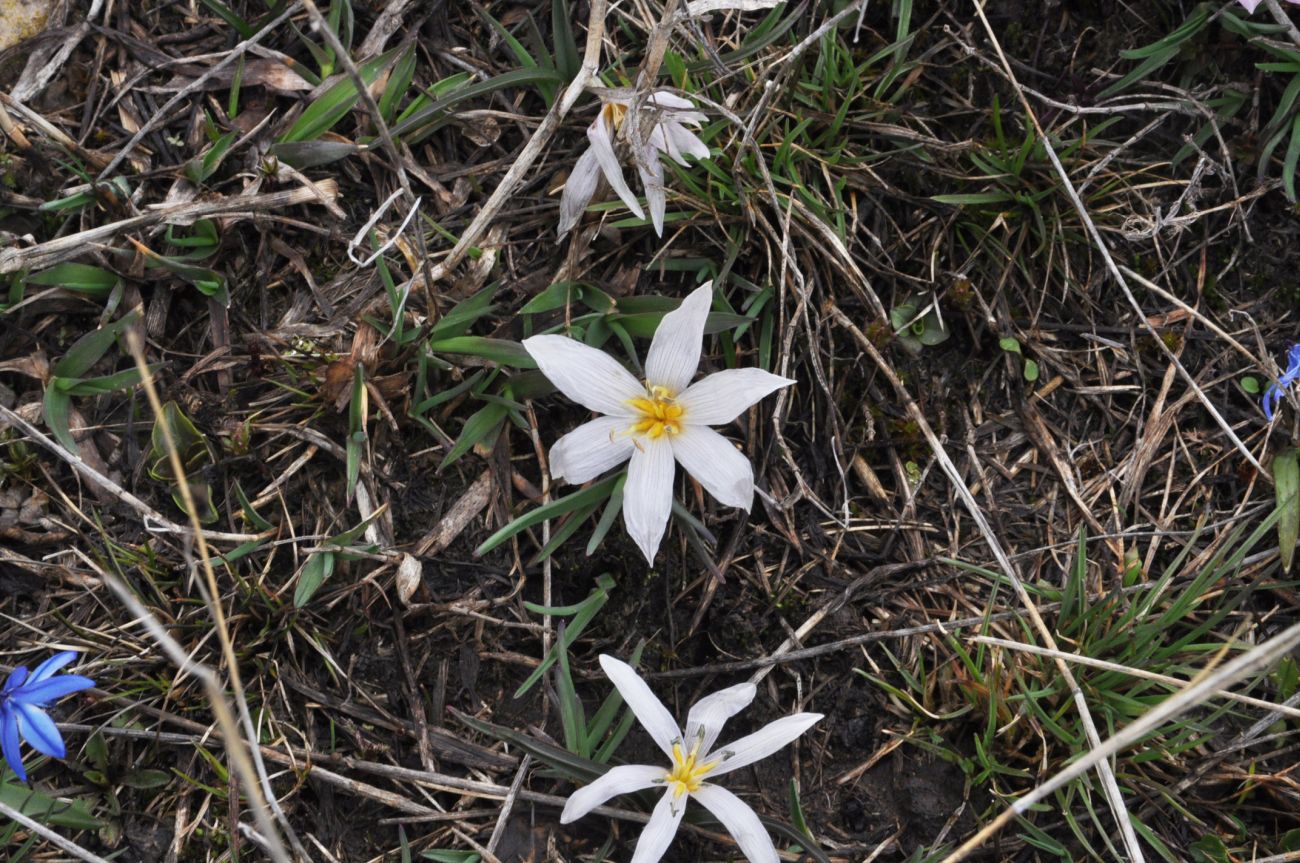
[603,101,628,131]
[625,386,685,440]
[664,738,720,798]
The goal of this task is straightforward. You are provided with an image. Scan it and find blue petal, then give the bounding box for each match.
[1282,344,1300,386]
[0,708,26,782]
[16,704,65,759]
[16,675,95,706]
[3,666,29,693]
[1264,384,1283,421]
[27,651,78,685]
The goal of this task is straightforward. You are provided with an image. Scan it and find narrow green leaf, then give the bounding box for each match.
[456,711,606,782]
[421,853,481,863]
[788,779,813,840]
[294,552,336,607]
[346,364,367,495]
[932,191,1015,205]
[59,366,146,396]
[552,0,579,80]
[476,475,620,556]
[586,474,626,556]
[514,574,615,697]
[41,388,76,454]
[234,482,274,531]
[25,263,119,297]
[428,285,500,340]
[439,401,509,470]
[1276,447,1298,573]
[555,623,588,755]
[426,336,536,368]
[51,312,138,379]
[278,46,402,143]
[380,46,417,125]
[200,0,254,39]
[389,68,563,142]
[0,779,102,831]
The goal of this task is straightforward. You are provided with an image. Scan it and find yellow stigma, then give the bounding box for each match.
[626,385,684,440]
[602,100,628,131]
[664,741,718,799]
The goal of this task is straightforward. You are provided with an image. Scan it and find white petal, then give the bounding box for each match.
[623,436,675,565]
[685,682,755,757]
[629,790,687,863]
[709,713,822,778]
[638,146,666,236]
[558,146,602,237]
[560,764,666,824]
[692,785,778,863]
[670,426,753,511]
[588,111,644,219]
[677,368,795,426]
[645,282,713,394]
[647,91,697,110]
[550,416,635,484]
[666,123,710,161]
[598,655,682,757]
[669,109,708,126]
[523,335,644,416]
[1238,0,1262,10]
[650,125,686,165]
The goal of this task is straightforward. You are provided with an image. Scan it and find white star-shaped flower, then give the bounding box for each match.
[523,282,794,564]
[559,90,711,238]
[560,655,822,863]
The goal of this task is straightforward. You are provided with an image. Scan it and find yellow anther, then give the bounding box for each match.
[626,388,685,440]
[664,740,718,798]
[603,101,628,131]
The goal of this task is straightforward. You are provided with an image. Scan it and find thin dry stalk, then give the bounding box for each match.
[0,799,112,863]
[94,3,303,179]
[0,403,266,543]
[828,302,1145,863]
[0,179,340,274]
[125,332,303,863]
[941,619,1300,862]
[971,634,1300,720]
[405,0,607,290]
[967,0,1264,478]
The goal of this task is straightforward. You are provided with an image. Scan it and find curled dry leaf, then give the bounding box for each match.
[162,59,313,95]
[395,553,422,605]
[458,113,501,149]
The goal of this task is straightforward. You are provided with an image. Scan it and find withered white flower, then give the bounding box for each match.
[558,90,710,238]
[560,655,822,863]
[523,282,793,564]
[1238,0,1300,12]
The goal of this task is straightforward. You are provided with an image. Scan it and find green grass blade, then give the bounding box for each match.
[1275,447,1298,572]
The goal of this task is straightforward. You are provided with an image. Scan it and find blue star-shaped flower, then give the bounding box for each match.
[0,651,94,782]
[1263,343,1300,422]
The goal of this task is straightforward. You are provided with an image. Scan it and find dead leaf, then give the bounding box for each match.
[0,0,55,52]
[0,350,49,382]
[458,114,500,148]
[414,470,492,557]
[395,553,422,605]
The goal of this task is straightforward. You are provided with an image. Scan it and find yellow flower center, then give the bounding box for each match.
[626,385,685,440]
[664,741,719,799]
[603,100,628,131]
